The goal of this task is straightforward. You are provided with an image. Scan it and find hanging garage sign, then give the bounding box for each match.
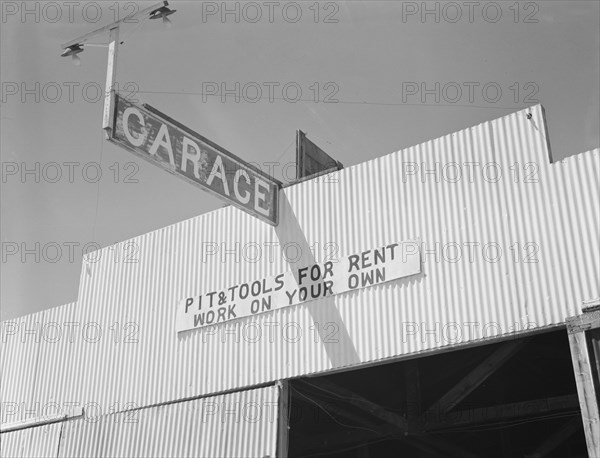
[109,93,280,225]
[176,241,421,333]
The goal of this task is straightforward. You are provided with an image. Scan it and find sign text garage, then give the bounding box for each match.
[110,94,279,225]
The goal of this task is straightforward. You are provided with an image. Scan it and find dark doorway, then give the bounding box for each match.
[288,330,587,457]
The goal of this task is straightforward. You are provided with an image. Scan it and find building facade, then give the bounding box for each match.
[1,104,599,457]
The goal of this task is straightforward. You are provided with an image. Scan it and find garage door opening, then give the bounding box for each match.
[287,330,588,457]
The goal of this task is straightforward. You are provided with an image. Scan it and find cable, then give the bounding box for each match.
[430,410,580,434]
[91,127,104,244]
[299,381,365,406]
[300,380,361,403]
[134,90,528,110]
[300,380,405,416]
[290,385,384,436]
[273,138,295,164]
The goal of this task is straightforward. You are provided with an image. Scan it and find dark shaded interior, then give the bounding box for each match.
[288,330,588,457]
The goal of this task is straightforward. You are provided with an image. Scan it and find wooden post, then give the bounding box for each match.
[102,26,119,139]
[276,381,290,458]
[567,311,600,458]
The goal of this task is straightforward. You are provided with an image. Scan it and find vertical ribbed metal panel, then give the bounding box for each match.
[67,104,600,412]
[2,105,598,423]
[1,313,42,426]
[1,303,77,427]
[1,303,74,429]
[33,303,77,422]
[57,385,278,458]
[0,422,62,458]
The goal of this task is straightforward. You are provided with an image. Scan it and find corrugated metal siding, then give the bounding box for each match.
[1,313,43,426]
[33,303,78,423]
[57,385,279,458]
[2,105,598,420]
[65,103,599,412]
[1,303,77,427]
[0,422,62,458]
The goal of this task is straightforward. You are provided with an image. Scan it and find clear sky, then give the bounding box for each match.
[1,1,599,320]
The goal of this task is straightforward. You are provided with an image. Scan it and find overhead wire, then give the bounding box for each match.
[273,138,295,164]
[91,126,104,246]
[300,379,405,416]
[290,385,384,436]
[291,382,410,457]
[134,89,528,110]
[87,13,147,249]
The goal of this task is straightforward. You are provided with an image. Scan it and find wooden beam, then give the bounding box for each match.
[567,313,600,458]
[306,379,408,431]
[316,399,381,429]
[295,383,385,429]
[425,339,526,415]
[304,380,477,458]
[277,381,290,458]
[567,309,600,333]
[417,394,579,433]
[101,27,118,139]
[527,418,582,458]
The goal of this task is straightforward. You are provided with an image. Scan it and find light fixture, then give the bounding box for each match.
[61,44,84,65]
[149,4,176,26]
[59,0,175,136]
[59,1,175,65]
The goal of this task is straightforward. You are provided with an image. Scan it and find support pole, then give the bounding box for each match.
[102,26,119,139]
[567,311,600,458]
[276,381,290,458]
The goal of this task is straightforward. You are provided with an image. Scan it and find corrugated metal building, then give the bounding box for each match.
[1,104,599,457]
